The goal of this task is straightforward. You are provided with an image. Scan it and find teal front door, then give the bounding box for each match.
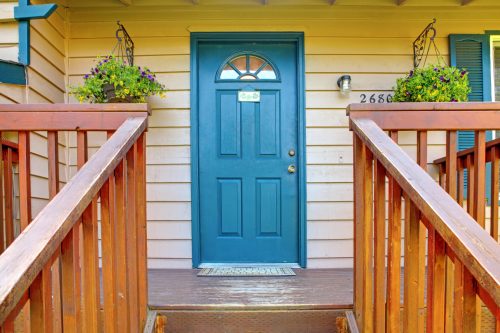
[197,39,300,264]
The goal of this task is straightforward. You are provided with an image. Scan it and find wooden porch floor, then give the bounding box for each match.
[147,268,353,310]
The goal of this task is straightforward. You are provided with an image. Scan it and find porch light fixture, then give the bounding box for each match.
[337,75,352,95]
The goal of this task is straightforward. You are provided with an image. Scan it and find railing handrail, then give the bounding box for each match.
[0,116,148,324]
[0,103,151,114]
[434,137,500,165]
[350,117,500,307]
[347,102,500,131]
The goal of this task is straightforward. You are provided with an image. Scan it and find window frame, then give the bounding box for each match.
[215,51,281,83]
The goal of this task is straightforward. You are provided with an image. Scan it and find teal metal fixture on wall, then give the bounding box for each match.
[0,0,57,85]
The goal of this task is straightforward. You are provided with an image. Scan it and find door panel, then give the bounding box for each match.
[197,41,299,264]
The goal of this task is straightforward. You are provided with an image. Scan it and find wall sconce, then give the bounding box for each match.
[337,75,352,95]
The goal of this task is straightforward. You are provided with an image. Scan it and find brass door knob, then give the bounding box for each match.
[288,165,296,173]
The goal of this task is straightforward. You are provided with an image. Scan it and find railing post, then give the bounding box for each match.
[353,133,374,332]
[126,144,140,332]
[136,133,148,329]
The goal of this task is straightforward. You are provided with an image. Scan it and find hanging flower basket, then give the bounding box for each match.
[70,55,166,103]
[102,83,135,103]
[393,65,471,102]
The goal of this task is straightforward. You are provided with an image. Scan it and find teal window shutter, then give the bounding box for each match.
[449,34,493,204]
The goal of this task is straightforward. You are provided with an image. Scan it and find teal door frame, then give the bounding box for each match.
[190,32,307,268]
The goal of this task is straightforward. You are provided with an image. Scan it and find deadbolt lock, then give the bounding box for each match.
[288,149,296,157]
[288,165,296,174]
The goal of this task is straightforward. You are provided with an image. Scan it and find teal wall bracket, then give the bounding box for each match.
[14,0,57,65]
[0,0,56,85]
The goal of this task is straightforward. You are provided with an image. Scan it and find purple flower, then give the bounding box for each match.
[409,70,414,77]
[460,70,467,76]
[451,98,457,102]
[84,74,89,79]
[104,59,108,63]
[141,71,146,76]
[95,68,99,73]
[439,75,445,82]
[433,67,438,71]
[147,74,153,80]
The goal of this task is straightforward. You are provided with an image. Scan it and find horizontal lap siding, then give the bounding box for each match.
[0,1,68,219]
[66,10,496,268]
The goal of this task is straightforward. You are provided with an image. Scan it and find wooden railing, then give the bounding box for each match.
[0,104,149,333]
[348,103,500,332]
[434,137,499,241]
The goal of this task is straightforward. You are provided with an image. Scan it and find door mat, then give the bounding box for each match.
[198,267,296,277]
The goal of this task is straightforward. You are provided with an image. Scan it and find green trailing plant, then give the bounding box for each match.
[393,65,471,102]
[70,55,166,103]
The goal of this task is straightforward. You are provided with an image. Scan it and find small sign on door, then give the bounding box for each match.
[238,91,260,103]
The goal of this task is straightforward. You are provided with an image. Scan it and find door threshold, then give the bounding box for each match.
[198,263,301,269]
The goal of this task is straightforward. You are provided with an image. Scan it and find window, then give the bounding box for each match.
[219,53,277,81]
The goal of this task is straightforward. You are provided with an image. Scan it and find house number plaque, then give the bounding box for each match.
[238,91,260,102]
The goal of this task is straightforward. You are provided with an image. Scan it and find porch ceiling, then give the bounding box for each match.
[59,0,500,8]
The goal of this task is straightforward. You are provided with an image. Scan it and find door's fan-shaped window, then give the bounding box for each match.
[219,54,278,80]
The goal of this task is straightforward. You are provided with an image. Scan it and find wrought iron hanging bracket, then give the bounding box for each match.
[413,18,437,68]
[115,20,135,65]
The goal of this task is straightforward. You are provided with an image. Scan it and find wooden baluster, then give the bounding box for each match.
[115,159,130,332]
[18,131,31,230]
[416,130,427,332]
[48,131,62,333]
[445,131,458,333]
[2,294,29,333]
[61,223,81,333]
[19,131,35,332]
[101,131,118,333]
[387,181,402,333]
[466,154,475,215]
[126,144,139,332]
[61,132,82,333]
[403,195,420,333]
[101,179,117,333]
[458,159,465,208]
[474,130,486,228]
[136,133,148,329]
[490,146,499,241]
[373,159,386,333]
[454,256,464,333]
[78,131,100,333]
[472,130,486,332]
[427,228,446,333]
[439,164,446,188]
[463,268,478,332]
[387,129,401,333]
[3,147,13,247]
